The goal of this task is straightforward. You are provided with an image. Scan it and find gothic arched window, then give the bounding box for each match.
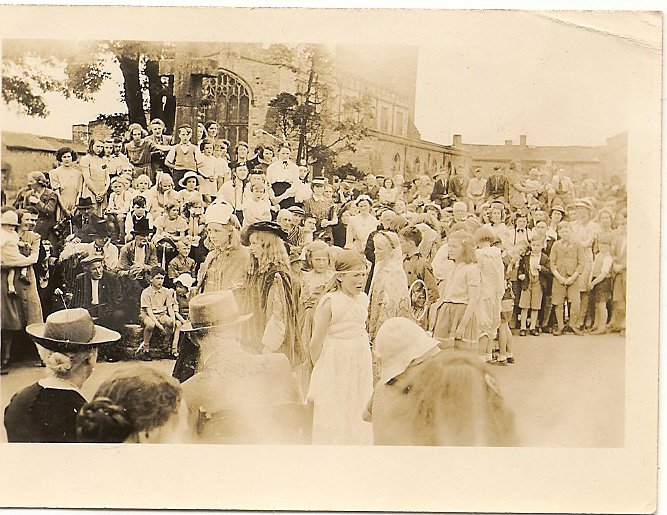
[200,70,252,152]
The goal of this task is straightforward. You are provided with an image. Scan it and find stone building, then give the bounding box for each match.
[158,42,460,180]
[1,131,87,200]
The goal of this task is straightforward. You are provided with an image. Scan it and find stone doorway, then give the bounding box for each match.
[199,70,251,152]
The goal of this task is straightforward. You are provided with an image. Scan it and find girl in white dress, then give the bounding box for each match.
[308,249,373,445]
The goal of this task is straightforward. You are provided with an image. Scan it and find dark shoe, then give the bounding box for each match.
[138,351,152,362]
[542,326,553,334]
[553,328,563,336]
[105,356,120,363]
[570,326,584,336]
[493,359,508,366]
[519,329,527,337]
[506,356,515,364]
[529,329,540,336]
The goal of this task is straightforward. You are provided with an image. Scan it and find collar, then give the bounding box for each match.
[38,376,85,397]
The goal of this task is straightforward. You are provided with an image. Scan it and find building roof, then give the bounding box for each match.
[1,131,87,154]
[461,142,601,163]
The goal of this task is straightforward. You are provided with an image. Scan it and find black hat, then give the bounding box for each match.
[132,218,152,236]
[241,221,288,245]
[76,197,94,209]
[91,220,109,238]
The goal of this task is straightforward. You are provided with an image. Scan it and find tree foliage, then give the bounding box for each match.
[266,44,374,174]
[2,40,111,117]
[2,39,174,128]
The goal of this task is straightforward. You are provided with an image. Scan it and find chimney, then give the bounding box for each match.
[453,134,462,146]
[505,139,513,146]
[520,135,527,146]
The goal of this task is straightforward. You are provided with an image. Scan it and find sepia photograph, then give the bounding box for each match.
[0,5,661,513]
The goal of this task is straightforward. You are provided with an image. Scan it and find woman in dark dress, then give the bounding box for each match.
[3,308,120,443]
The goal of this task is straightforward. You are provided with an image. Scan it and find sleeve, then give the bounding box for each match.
[1,239,38,268]
[466,264,481,287]
[167,258,178,279]
[117,245,131,271]
[422,260,440,301]
[600,255,614,276]
[35,192,57,217]
[165,147,176,166]
[261,276,288,352]
[140,287,151,309]
[50,170,61,191]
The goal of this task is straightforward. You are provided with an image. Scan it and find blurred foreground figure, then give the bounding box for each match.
[77,366,189,444]
[370,318,517,446]
[180,290,310,444]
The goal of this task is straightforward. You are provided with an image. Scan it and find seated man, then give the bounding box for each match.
[117,218,158,322]
[71,255,125,362]
[59,221,119,272]
[138,266,178,361]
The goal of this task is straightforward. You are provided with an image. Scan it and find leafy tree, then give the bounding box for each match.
[334,162,364,181]
[2,39,174,130]
[2,40,110,118]
[266,44,374,175]
[94,113,130,139]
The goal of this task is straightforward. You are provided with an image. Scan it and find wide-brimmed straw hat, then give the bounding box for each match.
[181,290,252,332]
[374,317,441,384]
[26,308,120,352]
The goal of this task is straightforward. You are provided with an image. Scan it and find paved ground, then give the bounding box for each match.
[0,332,625,446]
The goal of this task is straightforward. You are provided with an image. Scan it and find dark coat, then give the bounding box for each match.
[72,270,123,322]
[4,383,86,443]
[517,251,551,292]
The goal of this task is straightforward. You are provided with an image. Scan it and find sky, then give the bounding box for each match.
[1,11,661,148]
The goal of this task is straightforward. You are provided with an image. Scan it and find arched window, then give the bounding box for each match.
[199,70,252,152]
[392,153,402,174]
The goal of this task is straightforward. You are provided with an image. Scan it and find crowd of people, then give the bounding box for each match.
[1,115,627,446]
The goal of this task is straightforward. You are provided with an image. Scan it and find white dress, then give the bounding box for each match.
[307,291,374,445]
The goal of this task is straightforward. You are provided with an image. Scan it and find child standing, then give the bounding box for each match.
[307,249,373,445]
[473,226,505,363]
[198,138,221,203]
[588,234,614,334]
[398,226,439,328]
[549,222,586,336]
[298,240,335,395]
[431,230,481,351]
[165,124,203,190]
[124,123,154,179]
[517,235,550,337]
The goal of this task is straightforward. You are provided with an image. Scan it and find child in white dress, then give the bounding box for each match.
[308,249,373,445]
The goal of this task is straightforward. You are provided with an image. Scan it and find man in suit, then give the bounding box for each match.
[117,218,158,323]
[72,255,125,361]
[430,169,451,208]
[485,165,510,203]
[150,76,176,135]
